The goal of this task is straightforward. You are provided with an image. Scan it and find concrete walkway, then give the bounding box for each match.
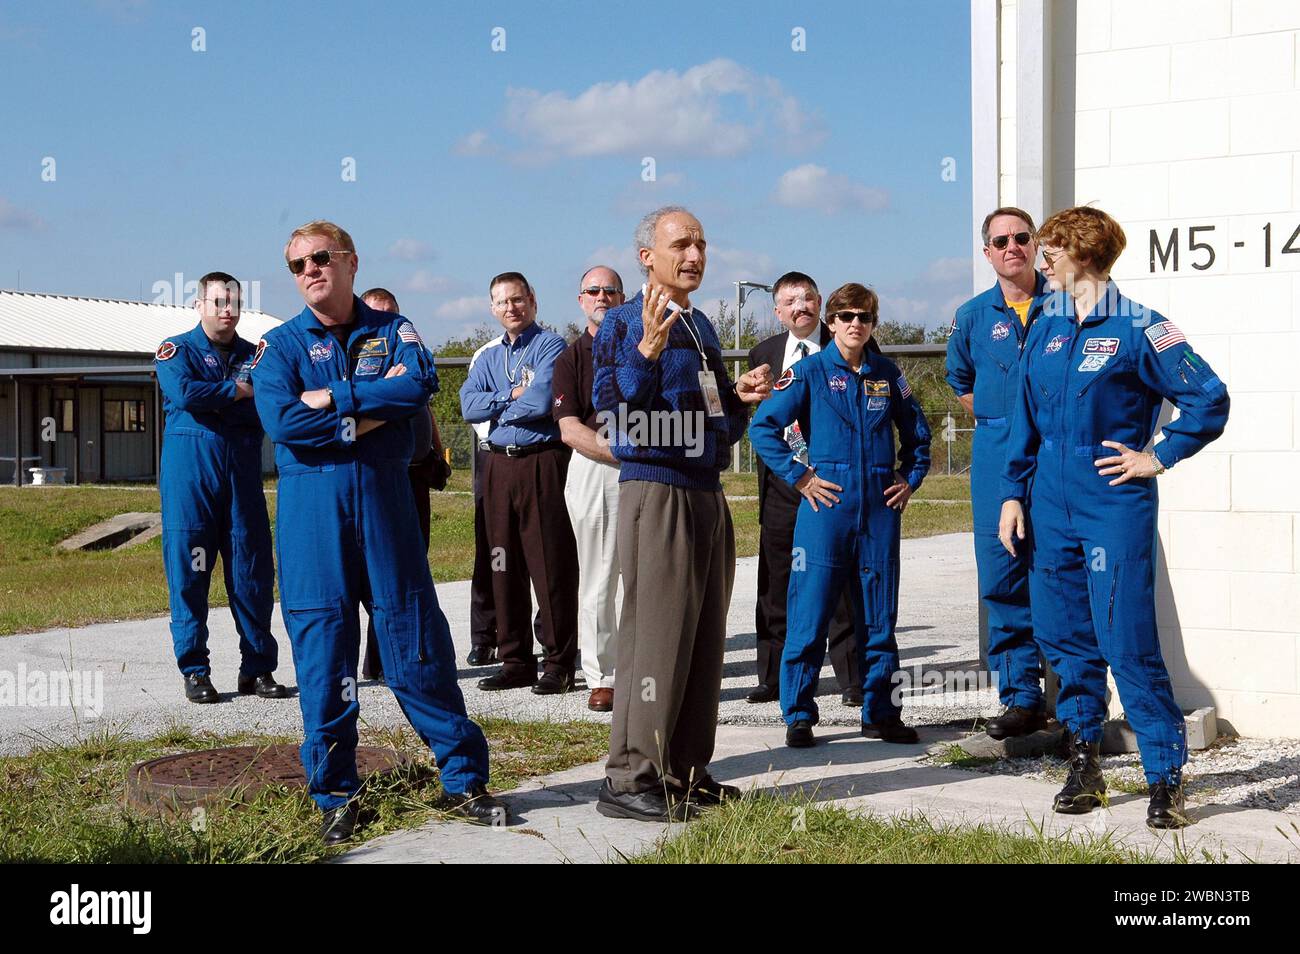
[4,530,1295,863]
[338,724,1300,864]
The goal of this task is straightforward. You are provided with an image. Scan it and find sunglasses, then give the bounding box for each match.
[1041,248,1062,266]
[989,232,1033,250]
[582,285,622,297]
[829,311,876,325]
[286,249,352,275]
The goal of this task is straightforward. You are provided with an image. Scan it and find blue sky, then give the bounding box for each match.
[0,0,973,346]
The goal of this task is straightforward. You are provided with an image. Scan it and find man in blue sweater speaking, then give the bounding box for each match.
[593,206,772,822]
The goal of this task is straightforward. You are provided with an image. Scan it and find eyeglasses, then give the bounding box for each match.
[286,249,353,275]
[492,296,530,311]
[203,298,240,314]
[1041,248,1062,266]
[829,311,876,325]
[581,285,622,297]
[988,232,1033,250]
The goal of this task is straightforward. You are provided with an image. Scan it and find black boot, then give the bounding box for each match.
[1146,780,1189,829]
[985,705,1047,740]
[1053,731,1105,814]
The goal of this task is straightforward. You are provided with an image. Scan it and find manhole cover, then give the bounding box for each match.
[127,744,411,815]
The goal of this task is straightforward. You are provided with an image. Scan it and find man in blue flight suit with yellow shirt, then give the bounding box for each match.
[251,221,501,845]
[155,271,288,704]
[751,282,931,749]
[946,207,1051,740]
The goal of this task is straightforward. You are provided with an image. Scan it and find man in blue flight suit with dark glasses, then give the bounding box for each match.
[252,221,502,845]
[156,271,289,704]
[947,207,1052,740]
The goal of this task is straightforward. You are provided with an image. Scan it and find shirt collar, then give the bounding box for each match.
[501,322,541,349]
[784,330,821,364]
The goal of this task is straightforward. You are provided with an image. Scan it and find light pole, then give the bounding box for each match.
[733,280,772,473]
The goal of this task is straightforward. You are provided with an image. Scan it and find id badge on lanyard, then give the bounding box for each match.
[680,311,725,417]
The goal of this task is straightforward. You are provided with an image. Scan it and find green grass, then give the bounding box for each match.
[633,793,1218,864]
[0,471,971,635]
[0,717,609,864]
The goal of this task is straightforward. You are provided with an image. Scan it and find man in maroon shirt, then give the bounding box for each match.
[552,266,625,711]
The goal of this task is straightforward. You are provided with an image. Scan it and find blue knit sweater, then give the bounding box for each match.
[592,291,747,489]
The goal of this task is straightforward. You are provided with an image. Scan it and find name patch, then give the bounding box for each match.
[1083,337,1120,356]
[356,337,388,358]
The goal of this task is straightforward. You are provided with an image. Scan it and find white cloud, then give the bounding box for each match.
[454,130,494,157]
[501,58,822,159]
[435,295,489,323]
[0,197,45,231]
[773,164,890,215]
[387,238,436,262]
[403,270,459,294]
[924,256,970,282]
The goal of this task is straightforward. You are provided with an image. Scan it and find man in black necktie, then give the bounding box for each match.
[746,272,875,706]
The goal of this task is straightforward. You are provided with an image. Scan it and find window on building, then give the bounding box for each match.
[103,399,147,433]
[54,398,75,433]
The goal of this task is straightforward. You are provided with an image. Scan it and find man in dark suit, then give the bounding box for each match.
[747,271,877,706]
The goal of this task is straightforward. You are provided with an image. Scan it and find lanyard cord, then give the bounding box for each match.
[504,334,537,385]
[676,308,709,366]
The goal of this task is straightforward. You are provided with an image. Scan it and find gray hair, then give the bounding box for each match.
[634,205,692,277]
[579,265,624,293]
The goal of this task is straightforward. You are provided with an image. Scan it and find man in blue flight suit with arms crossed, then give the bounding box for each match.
[946,207,1051,740]
[155,271,289,704]
[251,221,502,845]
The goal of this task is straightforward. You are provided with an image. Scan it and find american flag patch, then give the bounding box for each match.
[397,321,423,346]
[1145,321,1186,353]
[897,372,912,400]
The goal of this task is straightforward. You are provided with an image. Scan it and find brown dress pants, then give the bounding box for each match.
[483,446,579,676]
[606,480,736,793]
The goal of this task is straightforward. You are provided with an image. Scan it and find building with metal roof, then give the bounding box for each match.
[0,289,282,484]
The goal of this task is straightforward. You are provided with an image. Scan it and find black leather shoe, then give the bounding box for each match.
[1053,731,1106,814]
[1147,780,1189,829]
[673,775,742,806]
[237,673,290,699]
[861,717,919,744]
[184,673,219,704]
[841,687,864,707]
[321,802,360,846]
[440,784,508,825]
[786,720,815,748]
[746,683,778,704]
[595,779,695,822]
[532,670,576,695]
[985,705,1047,740]
[466,646,497,667]
[477,669,537,691]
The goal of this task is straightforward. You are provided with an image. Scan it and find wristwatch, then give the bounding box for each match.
[326,386,335,410]
[1151,452,1166,476]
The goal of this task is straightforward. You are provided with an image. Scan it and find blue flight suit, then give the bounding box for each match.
[155,323,277,679]
[251,298,488,811]
[946,275,1050,710]
[1002,284,1229,785]
[750,346,931,727]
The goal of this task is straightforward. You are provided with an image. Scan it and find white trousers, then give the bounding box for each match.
[563,451,621,689]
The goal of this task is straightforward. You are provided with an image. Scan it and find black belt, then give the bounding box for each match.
[487,441,566,458]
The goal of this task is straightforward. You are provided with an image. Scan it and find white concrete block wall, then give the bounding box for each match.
[987,0,1300,736]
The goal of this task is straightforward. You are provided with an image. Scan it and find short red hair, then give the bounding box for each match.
[1037,206,1127,273]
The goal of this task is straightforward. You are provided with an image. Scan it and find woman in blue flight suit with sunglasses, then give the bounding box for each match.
[751,282,931,749]
[999,207,1229,829]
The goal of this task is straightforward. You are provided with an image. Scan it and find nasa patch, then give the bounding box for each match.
[1044,334,1069,355]
[991,321,1011,342]
[828,374,848,392]
[1083,337,1120,356]
[309,341,333,364]
[155,341,177,361]
[1077,354,1110,372]
[774,368,796,391]
[203,353,219,368]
